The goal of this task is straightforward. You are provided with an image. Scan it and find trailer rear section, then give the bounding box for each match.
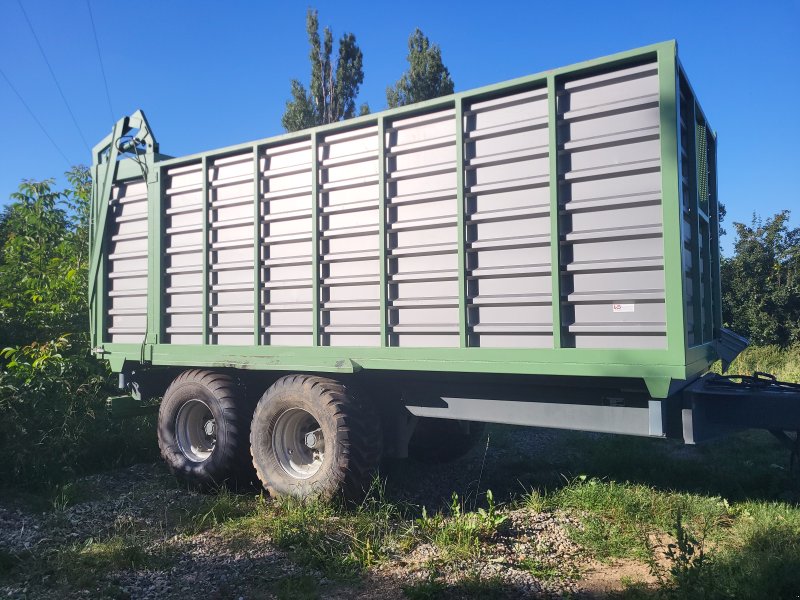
[91,41,800,498]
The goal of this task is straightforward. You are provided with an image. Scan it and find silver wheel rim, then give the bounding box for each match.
[175,399,216,462]
[272,408,324,479]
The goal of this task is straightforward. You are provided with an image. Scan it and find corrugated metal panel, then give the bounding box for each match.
[260,140,314,346]
[386,108,459,347]
[558,61,667,349]
[319,125,381,347]
[106,178,148,343]
[164,162,203,344]
[209,151,255,345]
[464,88,553,348]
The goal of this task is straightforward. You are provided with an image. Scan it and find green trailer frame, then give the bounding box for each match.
[90,40,721,402]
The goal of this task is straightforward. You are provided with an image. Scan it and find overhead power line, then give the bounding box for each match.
[16,0,92,152]
[0,67,72,166]
[85,0,115,124]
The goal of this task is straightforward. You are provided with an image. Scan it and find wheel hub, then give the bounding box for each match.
[175,399,216,463]
[272,408,325,479]
[304,428,323,449]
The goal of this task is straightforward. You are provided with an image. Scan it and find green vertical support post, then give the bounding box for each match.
[377,117,388,347]
[201,156,209,344]
[547,76,562,349]
[697,117,714,344]
[145,161,163,352]
[708,133,722,338]
[89,119,123,350]
[95,177,108,348]
[455,98,468,347]
[89,164,98,348]
[311,133,320,346]
[253,145,261,345]
[687,100,702,346]
[657,42,687,362]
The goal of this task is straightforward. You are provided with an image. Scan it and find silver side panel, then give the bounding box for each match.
[387,109,459,347]
[164,163,204,344]
[106,178,148,343]
[558,61,667,349]
[209,152,255,345]
[110,58,677,351]
[465,88,553,348]
[261,140,313,346]
[320,126,381,347]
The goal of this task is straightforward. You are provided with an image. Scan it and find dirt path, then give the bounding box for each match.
[0,427,676,599]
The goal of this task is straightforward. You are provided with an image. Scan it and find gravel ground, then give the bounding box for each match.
[0,428,654,599]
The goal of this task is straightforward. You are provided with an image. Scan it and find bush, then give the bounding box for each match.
[0,338,156,489]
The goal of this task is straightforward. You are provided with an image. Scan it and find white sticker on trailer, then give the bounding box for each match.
[612,303,635,313]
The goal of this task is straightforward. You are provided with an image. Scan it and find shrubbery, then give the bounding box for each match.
[0,338,155,487]
[0,172,155,490]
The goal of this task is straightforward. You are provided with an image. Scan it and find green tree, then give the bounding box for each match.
[721,210,800,346]
[0,167,91,347]
[386,28,454,108]
[281,9,368,132]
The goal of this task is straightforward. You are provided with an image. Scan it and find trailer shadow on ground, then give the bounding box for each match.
[383,425,799,510]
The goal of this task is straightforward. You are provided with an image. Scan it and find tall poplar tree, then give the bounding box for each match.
[281,10,368,132]
[386,29,454,108]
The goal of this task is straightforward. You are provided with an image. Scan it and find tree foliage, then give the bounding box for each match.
[721,211,800,346]
[281,9,368,132]
[0,166,91,347]
[386,28,454,108]
[0,170,156,489]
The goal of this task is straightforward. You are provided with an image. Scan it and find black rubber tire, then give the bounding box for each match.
[250,375,382,501]
[158,369,254,490]
[408,418,487,463]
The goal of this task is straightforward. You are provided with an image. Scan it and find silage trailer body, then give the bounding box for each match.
[89,41,799,496]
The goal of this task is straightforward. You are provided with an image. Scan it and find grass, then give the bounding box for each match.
[218,479,417,581]
[274,574,320,600]
[3,429,799,599]
[402,567,509,600]
[513,443,800,598]
[0,532,176,595]
[540,477,733,562]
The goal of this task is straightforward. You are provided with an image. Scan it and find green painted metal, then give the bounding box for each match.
[687,96,703,345]
[143,344,687,381]
[675,61,722,345]
[90,110,159,350]
[546,75,562,349]
[708,133,722,338]
[377,117,388,347]
[656,43,687,367]
[252,145,261,345]
[89,119,122,348]
[145,154,163,350]
[90,41,723,400]
[455,98,468,347]
[201,156,209,344]
[310,133,320,346]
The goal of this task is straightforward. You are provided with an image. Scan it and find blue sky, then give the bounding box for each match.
[1,0,798,253]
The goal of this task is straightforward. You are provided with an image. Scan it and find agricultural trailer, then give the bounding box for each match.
[90,41,800,498]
